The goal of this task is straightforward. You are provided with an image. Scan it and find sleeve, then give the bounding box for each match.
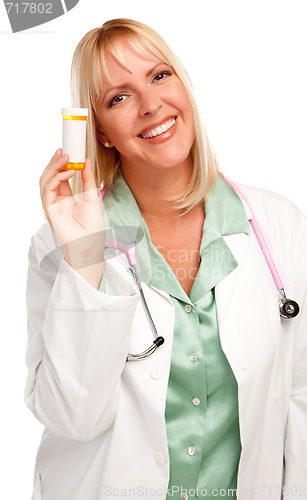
[283,210,307,495]
[24,224,139,441]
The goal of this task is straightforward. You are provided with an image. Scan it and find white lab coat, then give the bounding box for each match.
[25,184,307,500]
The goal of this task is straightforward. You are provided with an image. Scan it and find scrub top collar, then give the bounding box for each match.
[102,173,250,291]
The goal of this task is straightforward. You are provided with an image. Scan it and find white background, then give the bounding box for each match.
[0,1,306,498]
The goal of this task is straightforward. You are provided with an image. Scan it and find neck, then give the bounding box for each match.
[121,158,194,218]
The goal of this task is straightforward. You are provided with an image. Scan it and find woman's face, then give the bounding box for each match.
[96,38,195,175]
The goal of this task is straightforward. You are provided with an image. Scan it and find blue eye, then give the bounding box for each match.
[109,93,128,108]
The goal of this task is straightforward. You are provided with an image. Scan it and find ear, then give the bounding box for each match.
[97,130,114,148]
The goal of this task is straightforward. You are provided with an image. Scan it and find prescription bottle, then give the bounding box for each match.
[61,107,88,170]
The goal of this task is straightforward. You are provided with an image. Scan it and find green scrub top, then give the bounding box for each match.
[102,174,250,500]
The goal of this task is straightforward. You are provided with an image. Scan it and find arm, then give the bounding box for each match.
[283,212,307,494]
[25,224,139,442]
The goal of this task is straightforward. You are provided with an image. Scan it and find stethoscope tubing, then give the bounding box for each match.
[100,173,299,362]
[223,175,283,289]
[223,175,299,319]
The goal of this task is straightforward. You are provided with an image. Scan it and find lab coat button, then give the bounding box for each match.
[154,451,166,465]
[180,494,189,500]
[150,365,163,380]
[192,397,201,406]
[184,304,192,313]
[187,446,196,456]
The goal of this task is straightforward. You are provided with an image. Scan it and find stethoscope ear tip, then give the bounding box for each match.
[279,298,300,319]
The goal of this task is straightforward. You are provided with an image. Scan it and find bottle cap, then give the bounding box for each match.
[61,107,88,117]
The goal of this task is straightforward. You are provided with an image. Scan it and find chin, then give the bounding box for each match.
[156,149,192,170]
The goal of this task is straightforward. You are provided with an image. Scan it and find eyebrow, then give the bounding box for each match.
[102,62,169,102]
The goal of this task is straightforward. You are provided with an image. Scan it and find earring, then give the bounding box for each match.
[104,142,110,148]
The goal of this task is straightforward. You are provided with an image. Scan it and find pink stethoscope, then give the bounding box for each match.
[223,176,299,320]
[100,177,300,361]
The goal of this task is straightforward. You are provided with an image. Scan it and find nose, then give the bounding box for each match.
[138,89,162,117]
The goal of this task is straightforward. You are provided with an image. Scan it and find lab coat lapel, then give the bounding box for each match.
[215,231,281,377]
[214,233,250,326]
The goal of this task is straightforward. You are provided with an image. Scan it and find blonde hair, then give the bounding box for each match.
[71,18,219,210]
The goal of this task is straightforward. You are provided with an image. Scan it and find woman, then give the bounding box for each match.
[26,18,307,500]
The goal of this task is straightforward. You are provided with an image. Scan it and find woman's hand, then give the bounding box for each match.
[40,149,105,288]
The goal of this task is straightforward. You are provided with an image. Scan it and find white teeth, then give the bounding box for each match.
[141,118,176,139]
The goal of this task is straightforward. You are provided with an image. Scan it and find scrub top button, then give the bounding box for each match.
[184,304,192,313]
[187,446,196,456]
[181,494,189,500]
[192,397,201,406]
[189,353,198,362]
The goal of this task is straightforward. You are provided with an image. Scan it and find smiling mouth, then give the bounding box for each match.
[140,118,176,139]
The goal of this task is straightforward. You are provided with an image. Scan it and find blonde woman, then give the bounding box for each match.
[26,18,307,500]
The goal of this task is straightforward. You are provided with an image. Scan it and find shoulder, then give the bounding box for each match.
[238,182,307,229]
[234,183,307,262]
[239,182,297,208]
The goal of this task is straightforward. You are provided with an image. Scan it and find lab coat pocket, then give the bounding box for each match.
[31,474,42,500]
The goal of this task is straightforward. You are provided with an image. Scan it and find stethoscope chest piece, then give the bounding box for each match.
[279,289,300,319]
